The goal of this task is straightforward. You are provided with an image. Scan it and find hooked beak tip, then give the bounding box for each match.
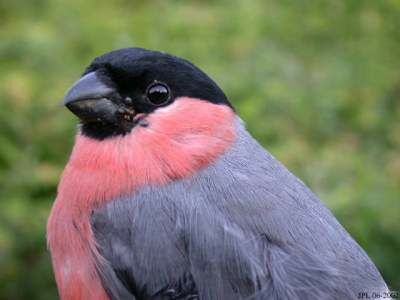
[63,71,119,123]
[63,72,115,106]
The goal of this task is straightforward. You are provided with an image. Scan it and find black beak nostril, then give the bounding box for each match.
[123,97,133,105]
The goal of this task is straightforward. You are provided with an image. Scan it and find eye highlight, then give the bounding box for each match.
[146,82,170,106]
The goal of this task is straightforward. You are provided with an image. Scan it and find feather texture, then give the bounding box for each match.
[92,118,388,300]
[47,98,235,300]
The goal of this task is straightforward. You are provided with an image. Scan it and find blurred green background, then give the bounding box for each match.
[1,0,399,299]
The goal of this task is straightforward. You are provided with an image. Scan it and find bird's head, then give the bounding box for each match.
[61,47,237,190]
[64,47,234,140]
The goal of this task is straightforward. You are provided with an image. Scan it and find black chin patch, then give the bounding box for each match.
[80,122,134,140]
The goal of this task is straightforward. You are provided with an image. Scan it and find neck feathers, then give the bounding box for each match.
[47,98,236,299]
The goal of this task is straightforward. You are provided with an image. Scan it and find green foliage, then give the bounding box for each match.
[1,0,399,298]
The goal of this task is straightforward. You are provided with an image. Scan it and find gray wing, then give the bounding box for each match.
[92,121,388,300]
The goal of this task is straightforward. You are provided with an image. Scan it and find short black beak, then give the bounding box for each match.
[64,72,119,123]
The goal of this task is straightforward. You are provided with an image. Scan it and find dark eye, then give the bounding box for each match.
[146,82,170,105]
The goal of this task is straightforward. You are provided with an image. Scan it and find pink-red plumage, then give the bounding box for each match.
[47,98,236,300]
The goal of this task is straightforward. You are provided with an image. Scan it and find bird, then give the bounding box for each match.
[47,47,389,300]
